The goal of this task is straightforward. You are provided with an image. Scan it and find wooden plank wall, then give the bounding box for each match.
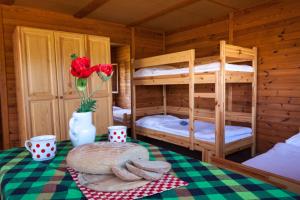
[165,0,300,153]
[134,27,164,59]
[133,27,165,109]
[111,45,131,108]
[0,5,163,148]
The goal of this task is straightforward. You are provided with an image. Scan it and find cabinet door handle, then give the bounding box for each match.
[55,96,58,99]
[60,96,63,99]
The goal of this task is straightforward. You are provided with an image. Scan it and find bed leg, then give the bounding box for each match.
[202,149,214,163]
[251,144,256,157]
[202,150,206,162]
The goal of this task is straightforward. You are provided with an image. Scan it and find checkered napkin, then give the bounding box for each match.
[67,167,188,200]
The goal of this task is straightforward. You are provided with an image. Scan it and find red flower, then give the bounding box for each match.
[70,57,95,78]
[98,64,113,76]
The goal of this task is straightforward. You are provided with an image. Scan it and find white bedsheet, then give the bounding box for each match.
[113,107,131,122]
[134,62,253,78]
[243,143,300,181]
[136,115,252,143]
[113,106,122,111]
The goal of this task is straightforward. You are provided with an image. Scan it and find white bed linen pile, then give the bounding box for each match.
[134,62,253,78]
[136,115,252,144]
[113,106,131,122]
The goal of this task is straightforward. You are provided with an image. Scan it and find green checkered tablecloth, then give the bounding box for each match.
[0,135,299,200]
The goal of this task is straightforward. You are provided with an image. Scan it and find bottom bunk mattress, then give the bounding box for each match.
[136,115,252,144]
[113,106,131,122]
[243,142,300,181]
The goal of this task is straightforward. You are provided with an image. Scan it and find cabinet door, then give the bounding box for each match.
[86,35,112,134]
[19,27,60,141]
[54,31,86,140]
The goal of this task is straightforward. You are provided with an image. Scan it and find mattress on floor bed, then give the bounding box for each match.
[136,115,252,144]
[243,143,300,181]
[134,62,253,78]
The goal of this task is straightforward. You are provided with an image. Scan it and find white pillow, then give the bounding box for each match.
[113,106,122,111]
[134,66,176,77]
[136,115,179,127]
[286,132,300,147]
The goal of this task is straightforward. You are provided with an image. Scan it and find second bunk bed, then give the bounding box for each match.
[131,40,257,162]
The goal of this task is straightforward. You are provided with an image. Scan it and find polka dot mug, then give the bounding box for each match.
[25,135,56,161]
[108,126,127,143]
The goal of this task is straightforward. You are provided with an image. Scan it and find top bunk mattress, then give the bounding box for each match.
[136,115,252,144]
[134,62,253,78]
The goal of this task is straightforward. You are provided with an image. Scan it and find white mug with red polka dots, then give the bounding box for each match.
[108,126,127,143]
[24,135,56,161]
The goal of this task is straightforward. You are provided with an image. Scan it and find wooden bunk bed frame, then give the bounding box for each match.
[131,40,257,162]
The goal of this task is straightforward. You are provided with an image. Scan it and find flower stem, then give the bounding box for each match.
[74,77,84,102]
[88,80,103,98]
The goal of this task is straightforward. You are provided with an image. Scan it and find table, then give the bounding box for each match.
[1,135,299,200]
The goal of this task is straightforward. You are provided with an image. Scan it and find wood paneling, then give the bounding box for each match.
[166,19,228,58]
[73,0,111,19]
[0,7,9,149]
[165,0,300,153]
[111,45,131,108]
[127,0,200,27]
[86,35,113,134]
[54,31,86,140]
[14,27,61,144]
[134,27,164,59]
[0,4,131,148]
[133,27,165,110]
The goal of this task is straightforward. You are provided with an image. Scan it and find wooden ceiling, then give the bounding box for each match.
[8,0,271,31]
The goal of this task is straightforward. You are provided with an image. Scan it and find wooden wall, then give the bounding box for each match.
[0,5,163,148]
[111,45,131,108]
[134,27,164,59]
[133,27,165,109]
[165,0,300,153]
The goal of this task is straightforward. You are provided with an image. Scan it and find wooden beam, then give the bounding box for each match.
[128,0,201,27]
[0,7,9,149]
[166,15,227,35]
[74,0,110,18]
[0,0,14,5]
[207,0,239,11]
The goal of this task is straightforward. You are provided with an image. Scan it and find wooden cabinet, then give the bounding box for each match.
[86,35,113,133]
[14,27,112,144]
[54,31,86,140]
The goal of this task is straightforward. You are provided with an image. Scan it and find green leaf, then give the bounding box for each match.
[77,98,97,113]
[71,54,78,60]
[76,78,87,91]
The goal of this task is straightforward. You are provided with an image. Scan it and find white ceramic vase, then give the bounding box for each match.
[69,112,96,147]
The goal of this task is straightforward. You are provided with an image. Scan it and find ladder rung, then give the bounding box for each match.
[194,92,215,98]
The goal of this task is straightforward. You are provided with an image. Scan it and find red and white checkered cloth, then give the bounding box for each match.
[68,167,188,200]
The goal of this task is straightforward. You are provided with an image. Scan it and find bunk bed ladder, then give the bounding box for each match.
[189,49,195,151]
[215,40,226,159]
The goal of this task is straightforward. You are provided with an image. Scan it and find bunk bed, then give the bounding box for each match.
[131,40,257,162]
[113,106,131,128]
